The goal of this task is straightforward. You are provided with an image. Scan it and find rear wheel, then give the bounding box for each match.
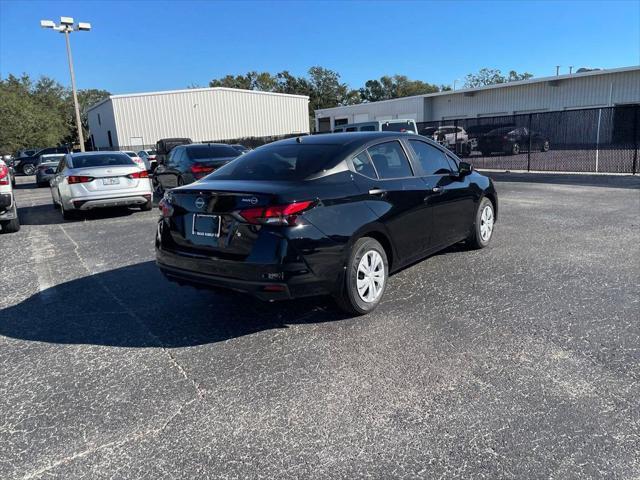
[541,140,550,152]
[141,199,153,211]
[22,163,36,175]
[467,197,495,249]
[0,205,20,233]
[334,237,388,315]
[510,143,520,155]
[60,200,78,220]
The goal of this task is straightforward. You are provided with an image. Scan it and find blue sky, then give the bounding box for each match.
[1,0,638,94]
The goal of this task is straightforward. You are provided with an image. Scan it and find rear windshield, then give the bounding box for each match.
[207,144,342,181]
[70,154,136,169]
[187,145,239,160]
[124,152,136,157]
[381,122,416,133]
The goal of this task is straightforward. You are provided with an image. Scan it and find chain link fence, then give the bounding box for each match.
[417,105,639,174]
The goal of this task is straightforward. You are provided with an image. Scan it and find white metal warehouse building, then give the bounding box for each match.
[87,87,310,149]
[315,66,640,131]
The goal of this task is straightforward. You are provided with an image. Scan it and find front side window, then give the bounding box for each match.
[352,151,377,178]
[359,125,376,131]
[208,144,342,181]
[366,141,413,179]
[408,140,453,175]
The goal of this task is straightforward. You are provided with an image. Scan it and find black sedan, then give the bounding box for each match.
[478,126,550,156]
[153,143,240,195]
[156,132,498,315]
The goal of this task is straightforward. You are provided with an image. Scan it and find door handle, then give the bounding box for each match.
[369,188,387,196]
[431,187,442,193]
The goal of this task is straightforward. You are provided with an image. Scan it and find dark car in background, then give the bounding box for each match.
[15,146,72,175]
[230,144,251,155]
[478,126,550,155]
[156,132,498,315]
[35,154,66,187]
[153,143,241,195]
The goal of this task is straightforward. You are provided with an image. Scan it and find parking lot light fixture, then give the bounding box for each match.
[40,17,91,152]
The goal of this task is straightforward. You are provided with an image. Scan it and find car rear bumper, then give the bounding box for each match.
[156,241,332,301]
[71,194,151,210]
[157,262,293,301]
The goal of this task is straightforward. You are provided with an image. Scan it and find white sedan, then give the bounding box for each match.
[122,150,147,170]
[50,152,153,220]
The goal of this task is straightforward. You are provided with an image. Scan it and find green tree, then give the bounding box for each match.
[359,75,440,102]
[0,74,69,153]
[463,68,533,88]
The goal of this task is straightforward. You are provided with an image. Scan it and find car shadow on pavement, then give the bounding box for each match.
[0,261,349,348]
[17,204,142,226]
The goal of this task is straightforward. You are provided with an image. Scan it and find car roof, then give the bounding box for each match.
[68,151,129,157]
[277,131,415,147]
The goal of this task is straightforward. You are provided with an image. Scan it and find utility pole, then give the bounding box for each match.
[41,17,91,152]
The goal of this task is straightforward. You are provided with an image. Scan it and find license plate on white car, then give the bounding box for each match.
[192,214,221,238]
[102,177,120,185]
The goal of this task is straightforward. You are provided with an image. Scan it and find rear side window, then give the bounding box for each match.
[359,125,376,131]
[70,154,135,169]
[186,145,239,160]
[381,121,416,133]
[367,141,413,179]
[346,127,357,132]
[352,151,377,178]
[209,144,342,181]
[408,140,453,175]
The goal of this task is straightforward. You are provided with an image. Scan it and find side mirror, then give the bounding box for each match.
[458,161,473,176]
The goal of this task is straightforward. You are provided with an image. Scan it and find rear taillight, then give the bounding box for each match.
[158,198,173,218]
[239,200,315,226]
[0,165,8,185]
[190,164,214,174]
[68,175,94,184]
[128,170,149,179]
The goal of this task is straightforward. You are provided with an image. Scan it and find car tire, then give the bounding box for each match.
[141,199,153,211]
[334,237,388,316]
[467,197,495,249]
[541,140,550,152]
[22,163,36,175]
[0,205,20,233]
[61,201,77,220]
[510,143,520,155]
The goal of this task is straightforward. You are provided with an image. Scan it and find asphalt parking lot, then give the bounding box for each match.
[1,173,639,479]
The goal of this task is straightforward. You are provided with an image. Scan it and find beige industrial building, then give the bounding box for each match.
[87,87,310,149]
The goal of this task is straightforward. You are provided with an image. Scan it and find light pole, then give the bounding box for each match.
[40,17,91,152]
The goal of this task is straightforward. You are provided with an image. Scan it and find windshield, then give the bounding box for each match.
[207,144,342,181]
[381,122,416,133]
[187,145,240,160]
[70,154,136,169]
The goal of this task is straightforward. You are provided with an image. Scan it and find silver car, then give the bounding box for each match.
[50,151,153,220]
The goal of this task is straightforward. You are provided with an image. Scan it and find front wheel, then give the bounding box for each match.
[22,163,35,175]
[334,237,388,315]
[510,143,520,155]
[467,197,495,249]
[541,140,550,152]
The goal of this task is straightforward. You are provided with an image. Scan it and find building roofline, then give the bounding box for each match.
[315,65,640,114]
[87,87,309,113]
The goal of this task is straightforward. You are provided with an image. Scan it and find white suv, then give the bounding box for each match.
[0,160,20,233]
